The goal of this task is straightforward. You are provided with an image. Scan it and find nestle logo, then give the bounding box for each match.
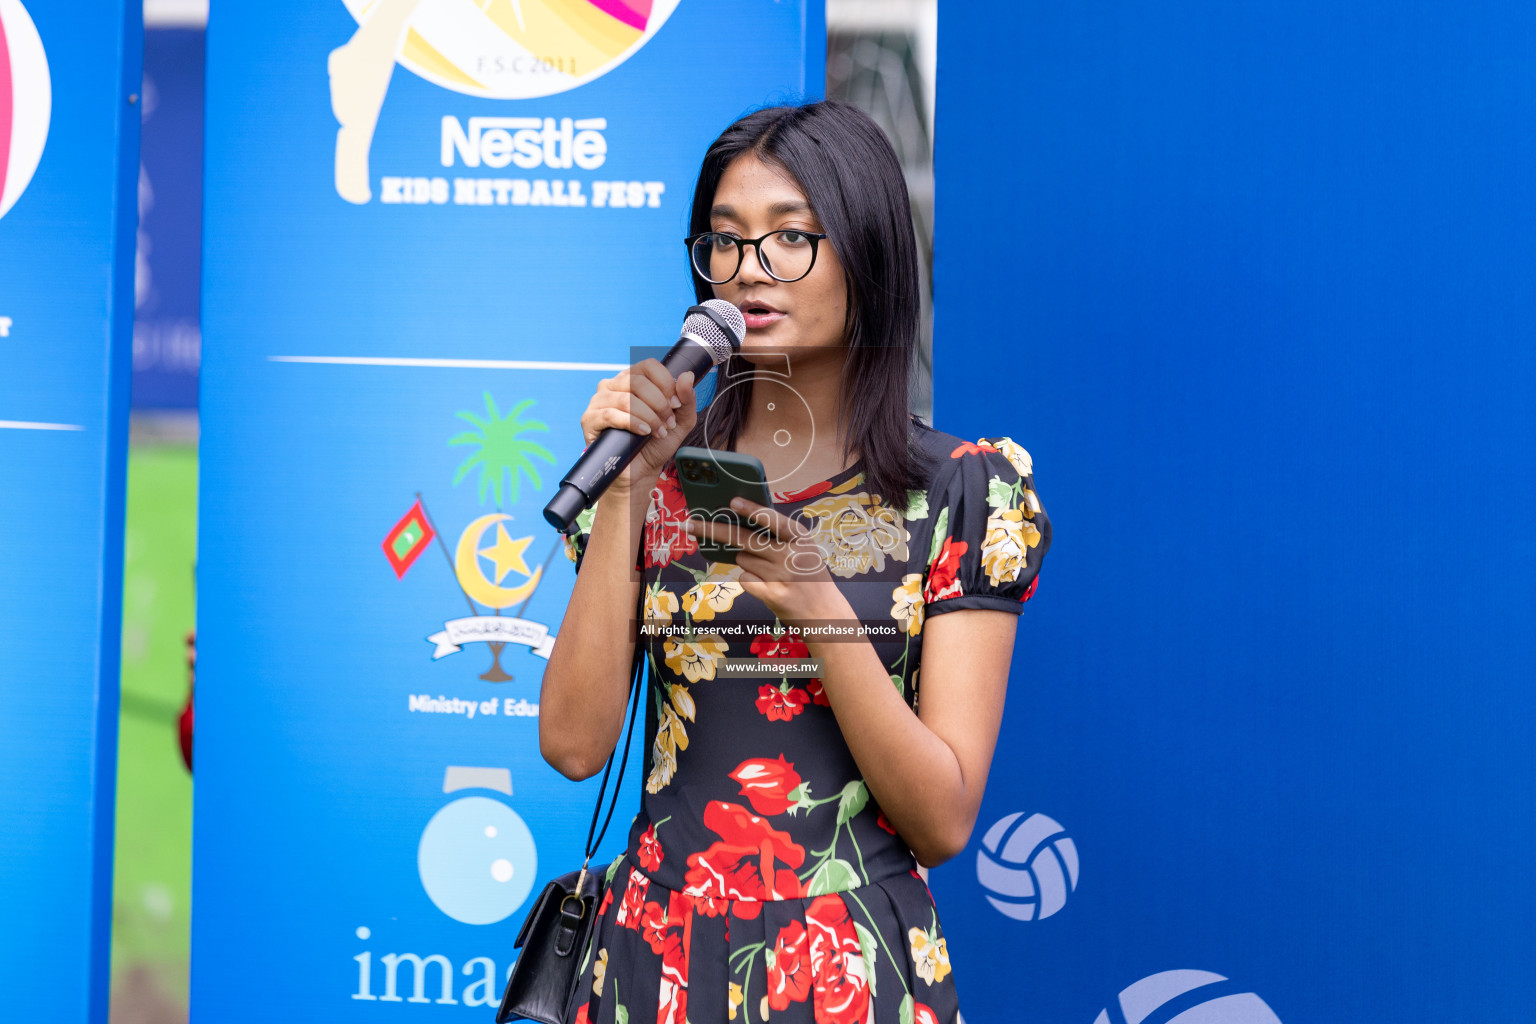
[441,116,608,172]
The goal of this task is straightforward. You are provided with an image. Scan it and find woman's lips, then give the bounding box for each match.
[740,304,786,330]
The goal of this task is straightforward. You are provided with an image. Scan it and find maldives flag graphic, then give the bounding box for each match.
[383,499,436,578]
[0,0,50,221]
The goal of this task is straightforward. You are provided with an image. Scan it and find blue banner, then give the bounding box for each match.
[194,1,821,1015]
[933,2,1536,1022]
[132,26,204,410]
[0,0,140,1021]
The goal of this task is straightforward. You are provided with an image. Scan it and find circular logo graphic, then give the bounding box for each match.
[976,811,1079,921]
[0,0,51,220]
[702,373,816,488]
[341,0,681,99]
[1092,969,1282,1024]
[418,795,537,924]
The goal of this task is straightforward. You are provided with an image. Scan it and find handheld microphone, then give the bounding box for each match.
[543,299,746,532]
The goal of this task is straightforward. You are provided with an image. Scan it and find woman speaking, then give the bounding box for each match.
[539,100,1051,1024]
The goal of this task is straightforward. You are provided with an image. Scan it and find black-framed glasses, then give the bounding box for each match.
[684,230,829,285]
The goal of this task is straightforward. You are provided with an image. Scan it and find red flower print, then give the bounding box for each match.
[949,441,998,458]
[923,538,968,603]
[641,901,669,955]
[729,755,803,815]
[616,868,649,930]
[643,467,698,568]
[753,630,823,697]
[913,1003,941,1024]
[574,1005,591,1024]
[597,886,614,918]
[688,892,731,917]
[662,890,693,979]
[751,629,810,659]
[805,679,831,707]
[774,478,835,503]
[755,683,811,721]
[702,801,806,860]
[767,920,813,1010]
[658,980,687,1024]
[656,891,692,1024]
[638,823,664,871]
[876,811,897,835]
[805,895,871,1024]
[1022,574,1039,602]
[682,801,806,917]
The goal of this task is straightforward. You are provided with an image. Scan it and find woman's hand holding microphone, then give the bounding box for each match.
[580,359,699,500]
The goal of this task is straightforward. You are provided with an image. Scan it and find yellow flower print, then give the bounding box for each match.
[563,506,597,564]
[1020,486,1042,519]
[981,507,1041,586]
[681,563,745,621]
[646,743,677,794]
[663,633,729,682]
[668,682,696,722]
[646,701,689,793]
[658,702,690,754]
[728,981,742,1020]
[800,491,910,578]
[645,586,681,623]
[592,948,608,996]
[890,573,925,637]
[980,436,1033,479]
[909,926,952,986]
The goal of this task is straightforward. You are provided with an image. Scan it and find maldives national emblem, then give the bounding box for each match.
[385,392,567,681]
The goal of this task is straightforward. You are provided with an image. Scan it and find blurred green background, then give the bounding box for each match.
[111,441,196,1022]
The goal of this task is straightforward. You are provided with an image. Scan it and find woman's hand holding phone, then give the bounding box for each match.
[579,359,698,498]
[684,498,847,624]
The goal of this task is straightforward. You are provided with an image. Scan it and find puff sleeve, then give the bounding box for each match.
[919,436,1050,617]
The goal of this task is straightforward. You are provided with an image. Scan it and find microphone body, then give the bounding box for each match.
[544,300,745,532]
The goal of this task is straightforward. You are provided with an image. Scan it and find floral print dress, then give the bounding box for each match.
[560,417,1050,1024]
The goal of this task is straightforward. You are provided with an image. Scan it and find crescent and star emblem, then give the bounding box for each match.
[454,513,543,609]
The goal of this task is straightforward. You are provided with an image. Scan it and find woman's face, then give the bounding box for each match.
[706,154,848,358]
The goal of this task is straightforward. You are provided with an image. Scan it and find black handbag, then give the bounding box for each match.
[496,584,647,1024]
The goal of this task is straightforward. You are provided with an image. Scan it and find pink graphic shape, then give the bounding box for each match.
[585,0,650,33]
[0,7,13,204]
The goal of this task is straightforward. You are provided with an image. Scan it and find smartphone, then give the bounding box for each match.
[674,446,774,564]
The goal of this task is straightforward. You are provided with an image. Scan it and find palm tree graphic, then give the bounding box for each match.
[451,393,557,506]
[450,393,557,680]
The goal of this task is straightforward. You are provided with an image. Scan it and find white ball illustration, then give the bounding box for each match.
[975,811,1079,921]
[1092,969,1282,1024]
[418,795,536,925]
[0,0,52,221]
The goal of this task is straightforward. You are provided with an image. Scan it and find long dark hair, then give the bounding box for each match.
[679,100,934,505]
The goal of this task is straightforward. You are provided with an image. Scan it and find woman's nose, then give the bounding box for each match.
[736,241,773,284]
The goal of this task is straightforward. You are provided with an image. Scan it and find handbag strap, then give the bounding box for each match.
[572,578,647,895]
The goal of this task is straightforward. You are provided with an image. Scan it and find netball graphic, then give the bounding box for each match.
[976,810,1079,921]
[1092,970,1282,1024]
[327,0,680,203]
[0,0,51,221]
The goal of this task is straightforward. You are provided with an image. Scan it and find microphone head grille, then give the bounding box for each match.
[680,298,746,367]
